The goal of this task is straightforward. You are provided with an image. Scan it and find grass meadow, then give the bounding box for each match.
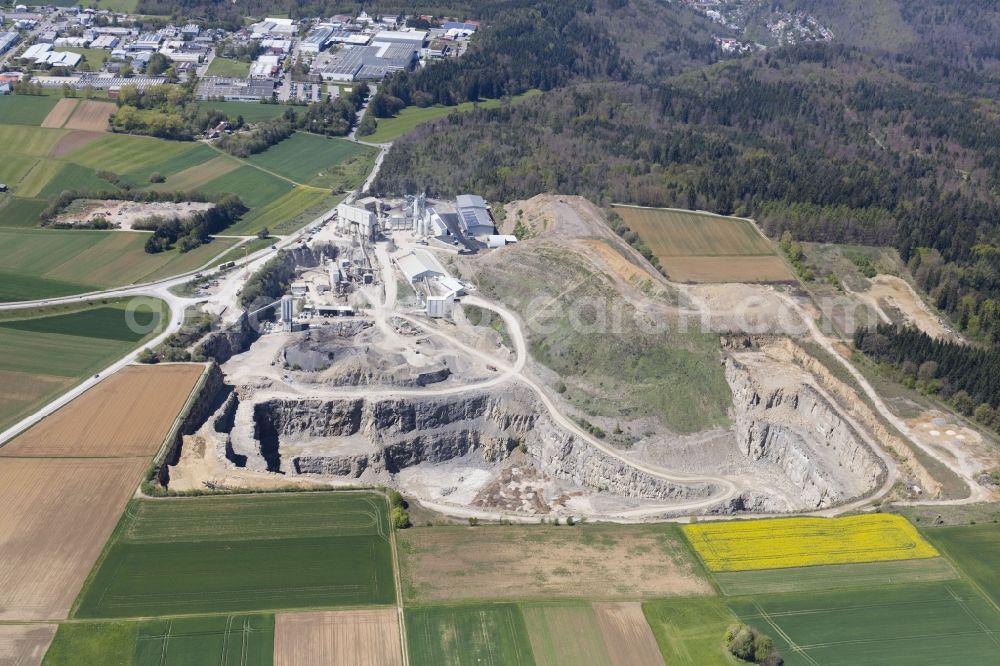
[0,299,167,432]
[73,493,395,618]
[205,57,251,78]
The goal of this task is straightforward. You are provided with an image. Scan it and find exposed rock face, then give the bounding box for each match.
[223,387,717,502]
[726,354,885,508]
[197,314,260,364]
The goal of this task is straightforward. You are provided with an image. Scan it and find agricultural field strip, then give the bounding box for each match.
[613,205,776,256]
[73,493,396,618]
[711,557,959,596]
[749,600,820,666]
[737,588,1000,650]
[203,141,327,190]
[134,614,273,666]
[922,525,1000,611]
[684,515,939,571]
[118,494,388,543]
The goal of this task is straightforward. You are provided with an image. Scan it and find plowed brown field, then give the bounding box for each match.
[593,603,664,666]
[63,100,115,132]
[49,130,102,158]
[659,255,795,283]
[0,457,148,620]
[0,625,57,666]
[0,363,205,458]
[40,99,79,129]
[274,610,402,666]
[398,525,712,603]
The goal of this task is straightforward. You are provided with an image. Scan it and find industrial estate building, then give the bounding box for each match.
[456,194,496,238]
[196,77,276,101]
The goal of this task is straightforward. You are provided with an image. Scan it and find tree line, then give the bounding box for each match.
[855,324,1000,433]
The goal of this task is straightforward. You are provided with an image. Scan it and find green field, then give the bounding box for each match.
[521,603,614,666]
[212,237,276,266]
[0,95,59,125]
[197,164,294,208]
[0,299,167,433]
[0,124,67,157]
[407,604,536,666]
[205,57,251,77]
[196,100,290,123]
[34,161,113,198]
[364,90,541,144]
[923,524,1000,607]
[74,493,394,618]
[42,622,138,666]
[65,133,201,175]
[226,186,332,235]
[43,615,273,666]
[134,615,273,665]
[729,582,1000,666]
[246,132,375,187]
[644,598,742,665]
[0,228,239,301]
[0,197,47,227]
[711,557,959,596]
[120,143,219,187]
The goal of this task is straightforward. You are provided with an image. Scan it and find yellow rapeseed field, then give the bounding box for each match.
[683,515,939,572]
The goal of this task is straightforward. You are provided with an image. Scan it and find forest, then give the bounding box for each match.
[855,325,1000,433]
[369,0,1000,346]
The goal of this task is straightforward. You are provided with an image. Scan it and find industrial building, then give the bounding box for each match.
[336,202,378,240]
[196,76,276,101]
[0,31,20,57]
[89,35,119,49]
[372,30,428,47]
[393,249,446,284]
[130,32,162,51]
[301,25,333,53]
[250,55,281,78]
[456,194,496,237]
[426,276,466,318]
[280,295,294,332]
[249,17,297,40]
[315,42,420,82]
[328,31,373,46]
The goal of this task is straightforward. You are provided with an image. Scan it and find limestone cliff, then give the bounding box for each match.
[726,354,885,508]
